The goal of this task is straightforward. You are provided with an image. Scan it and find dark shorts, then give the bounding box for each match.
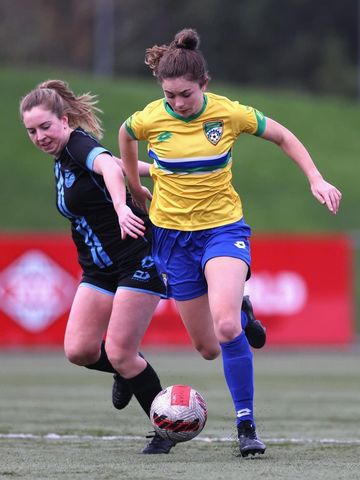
[80,248,167,298]
[152,218,252,301]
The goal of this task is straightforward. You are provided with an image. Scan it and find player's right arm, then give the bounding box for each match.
[118,122,152,213]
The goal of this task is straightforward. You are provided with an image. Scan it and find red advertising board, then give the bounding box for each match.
[0,233,354,348]
[243,235,354,346]
[0,234,79,347]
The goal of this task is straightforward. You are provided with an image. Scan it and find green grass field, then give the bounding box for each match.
[1,350,359,480]
[1,65,359,233]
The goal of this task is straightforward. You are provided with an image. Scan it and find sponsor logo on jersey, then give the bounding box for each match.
[203,120,223,145]
[64,170,76,188]
[157,131,173,142]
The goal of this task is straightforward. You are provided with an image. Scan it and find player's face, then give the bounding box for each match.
[23,106,71,156]
[162,76,207,118]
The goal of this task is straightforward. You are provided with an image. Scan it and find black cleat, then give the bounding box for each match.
[112,352,146,409]
[142,432,175,454]
[112,373,133,410]
[242,295,266,349]
[237,420,266,457]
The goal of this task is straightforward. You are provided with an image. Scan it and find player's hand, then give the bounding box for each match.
[129,185,153,213]
[116,203,146,240]
[310,177,342,214]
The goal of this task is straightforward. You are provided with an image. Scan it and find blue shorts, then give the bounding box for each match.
[152,219,252,301]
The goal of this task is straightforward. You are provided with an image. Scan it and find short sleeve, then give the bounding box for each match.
[232,103,266,137]
[125,110,146,141]
[66,130,112,171]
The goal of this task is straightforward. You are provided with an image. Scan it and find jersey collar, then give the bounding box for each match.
[163,94,208,123]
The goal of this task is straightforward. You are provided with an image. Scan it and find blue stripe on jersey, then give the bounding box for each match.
[74,217,112,268]
[55,162,74,218]
[54,162,113,269]
[86,147,111,170]
[148,149,232,173]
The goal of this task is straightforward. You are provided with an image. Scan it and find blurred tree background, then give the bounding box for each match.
[0,0,357,98]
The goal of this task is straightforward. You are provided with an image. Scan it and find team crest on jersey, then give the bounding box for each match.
[203,120,223,145]
[64,170,76,188]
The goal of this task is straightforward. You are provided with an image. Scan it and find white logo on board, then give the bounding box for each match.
[0,250,77,331]
[245,271,308,315]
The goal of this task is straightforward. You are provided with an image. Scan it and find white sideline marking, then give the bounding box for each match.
[0,433,360,445]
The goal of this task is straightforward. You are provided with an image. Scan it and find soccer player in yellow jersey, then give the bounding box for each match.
[118,28,342,457]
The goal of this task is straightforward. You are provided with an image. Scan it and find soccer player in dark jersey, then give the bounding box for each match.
[19,79,175,454]
[119,28,342,457]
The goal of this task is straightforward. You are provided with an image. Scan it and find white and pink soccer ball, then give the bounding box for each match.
[150,384,208,443]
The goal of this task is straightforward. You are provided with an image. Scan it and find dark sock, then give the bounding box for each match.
[127,362,162,417]
[85,340,117,374]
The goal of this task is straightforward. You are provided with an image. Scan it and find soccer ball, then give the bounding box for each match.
[150,385,208,443]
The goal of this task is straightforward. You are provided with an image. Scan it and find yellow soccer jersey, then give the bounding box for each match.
[125,91,266,230]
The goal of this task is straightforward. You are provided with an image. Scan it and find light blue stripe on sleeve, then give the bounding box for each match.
[86,147,112,170]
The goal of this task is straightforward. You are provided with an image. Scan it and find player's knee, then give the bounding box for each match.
[215,320,241,343]
[202,349,220,360]
[195,343,220,360]
[64,342,99,366]
[106,344,130,373]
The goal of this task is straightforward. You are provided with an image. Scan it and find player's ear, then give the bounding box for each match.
[200,76,209,92]
[61,115,69,127]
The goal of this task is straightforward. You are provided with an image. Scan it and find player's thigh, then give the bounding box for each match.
[204,256,248,326]
[175,294,220,359]
[106,289,160,352]
[64,284,113,354]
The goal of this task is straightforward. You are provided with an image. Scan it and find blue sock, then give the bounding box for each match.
[220,331,254,426]
[241,310,248,329]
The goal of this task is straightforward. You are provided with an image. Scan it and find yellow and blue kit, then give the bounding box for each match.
[125,92,266,426]
[125,91,266,231]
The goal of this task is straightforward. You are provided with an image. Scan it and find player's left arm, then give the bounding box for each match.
[260,117,342,214]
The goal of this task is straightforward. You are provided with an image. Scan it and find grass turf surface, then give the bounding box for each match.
[1,349,359,479]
